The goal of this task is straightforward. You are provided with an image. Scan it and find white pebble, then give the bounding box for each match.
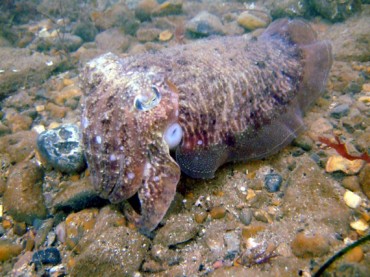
[343,190,362,209]
[350,219,369,232]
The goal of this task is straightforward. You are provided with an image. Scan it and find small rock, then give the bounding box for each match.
[3,161,47,224]
[343,190,362,209]
[237,10,271,31]
[95,28,131,53]
[52,177,107,212]
[270,0,310,18]
[5,112,33,132]
[0,240,22,262]
[239,208,253,225]
[330,103,350,118]
[54,85,82,106]
[0,131,37,163]
[45,102,68,118]
[37,124,86,174]
[210,206,227,219]
[34,218,54,248]
[224,231,240,257]
[292,135,313,151]
[13,221,27,236]
[344,246,364,263]
[325,155,364,175]
[32,248,61,266]
[71,226,150,276]
[264,173,283,192]
[334,263,370,276]
[72,21,98,42]
[359,164,370,199]
[291,233,330,258]
[194,210,208,224]
[152,0,183,17]
[136,27,161,42]
[35,33,83,52]
[154,213,198,246]
[342,176,361,192]
[253,209,271,223]
[241,225,265,241]
[186,11,225,37]
[134,0,159,21]
[159,30,173,41]
[311,0,362,22]
[350,219,369,232]
[65,208,99,252]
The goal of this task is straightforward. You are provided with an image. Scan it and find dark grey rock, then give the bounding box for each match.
[32,248,61,267]
[186,11,225,37]
[52,178,108,212]
[239,208,253,225]
[37,124,86,174]
[264,173,283,192]
[330,103,350,119]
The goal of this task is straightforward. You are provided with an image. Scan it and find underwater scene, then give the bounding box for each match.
[0,0,369,276]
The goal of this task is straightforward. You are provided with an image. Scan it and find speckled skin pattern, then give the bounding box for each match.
[81,19,332,233]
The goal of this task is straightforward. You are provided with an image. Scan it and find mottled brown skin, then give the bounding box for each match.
[81,19,332,234]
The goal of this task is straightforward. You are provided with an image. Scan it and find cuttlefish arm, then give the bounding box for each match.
[128,140,181,235]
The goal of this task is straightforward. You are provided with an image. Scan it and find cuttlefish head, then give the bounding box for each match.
[81,54,183,234]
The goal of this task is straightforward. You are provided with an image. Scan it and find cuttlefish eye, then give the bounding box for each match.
[164,123,183,149]
[134,86,161,111]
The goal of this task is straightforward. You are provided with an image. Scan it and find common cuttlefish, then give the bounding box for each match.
[80,19,332,234]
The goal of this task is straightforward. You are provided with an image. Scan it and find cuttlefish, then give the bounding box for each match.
[80,18,332,234]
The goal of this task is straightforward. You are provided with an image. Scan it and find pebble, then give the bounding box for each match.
[152,0,183,17]
[292,135,313,151]
[159,30,173,41]
[237,10,270,31]
[65,208,99,252]
[34,218,54,248]
[241,225,265,241]
[350,219,369,232]
[264,173,283,192]
[3,161,47,224]
[45,102,68,118]
[0,131,38,163]
[71,226,150,276]
[95,28,131,53]
[13,221,27,236]
[342,176,361,192]
[290,233,330,258]
[330,103,350,119]
[54,84,82,106]
[239,208,253,225]
[194,210,208,224]
[52,177,107,212]
[344,246,364,263]
[37,124,86,174]
[311,0,362,21]
[359,164,370,199]
[253,209,271,223]
[0,240,23,262]
[210,206,227,219]
[224,231,240,257]
[325,155,365,175]
[136,27,161,42]
[270,0,309,18]
[5,112,33,132]
[186,11,225,37]
[343,190,362,209]
[32,248,61,266]
[154,213,198,246]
